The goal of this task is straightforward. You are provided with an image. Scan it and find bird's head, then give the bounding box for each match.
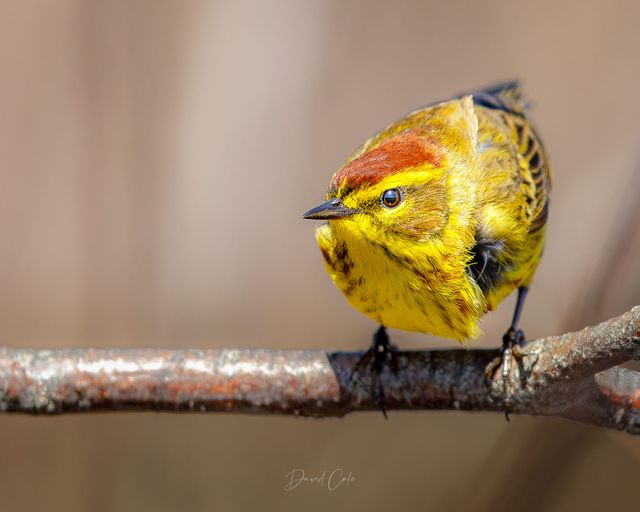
[303,129,451,246]
[303,98,479,248]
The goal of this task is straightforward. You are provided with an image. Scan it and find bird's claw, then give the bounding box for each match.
[350,327,399,418]
[485,328,526,419]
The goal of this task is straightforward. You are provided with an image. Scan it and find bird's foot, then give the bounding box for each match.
[485,327,526,420]
[350,326,399,418]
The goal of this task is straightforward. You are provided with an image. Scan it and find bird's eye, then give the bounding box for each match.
[381,188,402,208]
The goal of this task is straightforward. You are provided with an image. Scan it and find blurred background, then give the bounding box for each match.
[1,1,639,510]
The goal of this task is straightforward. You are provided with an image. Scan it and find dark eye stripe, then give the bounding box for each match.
[381,189,401,208]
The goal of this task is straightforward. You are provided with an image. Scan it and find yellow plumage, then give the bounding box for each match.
[305,83,551,342]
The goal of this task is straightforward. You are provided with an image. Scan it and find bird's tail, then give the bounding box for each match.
[467,80,528,115]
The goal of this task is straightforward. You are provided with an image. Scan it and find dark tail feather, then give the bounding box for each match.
[474,80,521,99]
[465,80,527,115]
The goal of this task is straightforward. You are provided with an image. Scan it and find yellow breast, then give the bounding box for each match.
[315,221,486,340]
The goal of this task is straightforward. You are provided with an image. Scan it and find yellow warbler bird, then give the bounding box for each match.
[303,82,551,383]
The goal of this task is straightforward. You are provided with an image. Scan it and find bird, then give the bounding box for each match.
[303,82,551,406]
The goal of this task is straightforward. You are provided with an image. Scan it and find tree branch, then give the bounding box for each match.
[1,307,639,434]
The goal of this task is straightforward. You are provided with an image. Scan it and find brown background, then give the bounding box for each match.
[1,1,639,511]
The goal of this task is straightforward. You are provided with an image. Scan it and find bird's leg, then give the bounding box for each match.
[501,286,528,375]
[350,325,399,418]
[485,287,529,417]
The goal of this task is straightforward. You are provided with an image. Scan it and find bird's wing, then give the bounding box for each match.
[469,82,552,233]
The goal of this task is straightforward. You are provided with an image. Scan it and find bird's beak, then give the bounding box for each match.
[302,198,358,220]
